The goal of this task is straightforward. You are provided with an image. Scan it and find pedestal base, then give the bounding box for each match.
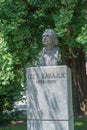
[27,117,74,130]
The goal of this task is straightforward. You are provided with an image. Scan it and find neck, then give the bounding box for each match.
[44,44,53,50]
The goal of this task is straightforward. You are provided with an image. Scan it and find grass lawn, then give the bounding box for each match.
[0,124,27,130]
[75,117,87,130]
[0,117,87,130]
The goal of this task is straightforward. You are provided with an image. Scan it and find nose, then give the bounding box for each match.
[43,37,46,40]
[42,36,47,41]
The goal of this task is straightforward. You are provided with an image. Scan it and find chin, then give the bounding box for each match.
[43,42,48,45]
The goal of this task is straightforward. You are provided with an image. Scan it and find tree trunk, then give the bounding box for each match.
[62,48,87,116]
[71,49,87,116]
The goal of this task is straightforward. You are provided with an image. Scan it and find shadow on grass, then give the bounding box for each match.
[0,123,27,130]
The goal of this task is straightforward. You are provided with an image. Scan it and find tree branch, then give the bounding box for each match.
[22,0,39,12]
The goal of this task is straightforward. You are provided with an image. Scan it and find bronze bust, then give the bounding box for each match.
[40,29,60,66]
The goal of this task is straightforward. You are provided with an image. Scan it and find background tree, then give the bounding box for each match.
[54,0,87,115]
[0,0,87,116]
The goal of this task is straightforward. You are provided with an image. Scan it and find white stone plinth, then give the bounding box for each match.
[26,65,74,130]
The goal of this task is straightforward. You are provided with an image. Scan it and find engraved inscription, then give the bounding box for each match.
[28,72,65,79]
[28,71,66,84]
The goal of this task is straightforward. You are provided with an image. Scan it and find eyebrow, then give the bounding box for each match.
[42,34,49,37]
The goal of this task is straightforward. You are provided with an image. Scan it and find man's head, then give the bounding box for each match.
[42,29,58,49]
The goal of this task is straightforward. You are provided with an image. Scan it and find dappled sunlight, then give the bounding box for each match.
[75,121,84,126]
[75,118,87,130]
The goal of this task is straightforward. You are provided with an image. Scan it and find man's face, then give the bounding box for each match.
[42,32,52,45]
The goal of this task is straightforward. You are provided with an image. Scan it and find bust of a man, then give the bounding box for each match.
[40,29,60,66]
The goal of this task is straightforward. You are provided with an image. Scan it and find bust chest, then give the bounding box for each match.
[41,48,59,66]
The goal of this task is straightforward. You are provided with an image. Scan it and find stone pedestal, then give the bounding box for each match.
[26,65,74,130]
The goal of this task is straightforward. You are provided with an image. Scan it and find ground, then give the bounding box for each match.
[0,117,87,130]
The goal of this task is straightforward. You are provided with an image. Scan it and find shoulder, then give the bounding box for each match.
[53,47,60,53]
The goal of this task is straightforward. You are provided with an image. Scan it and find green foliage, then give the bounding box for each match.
[76,24,87,50]
[0,0,87,121]
[54,0,76,36]
[0,109,26,126]
[0,34,14,85]
[53,0,87,59]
